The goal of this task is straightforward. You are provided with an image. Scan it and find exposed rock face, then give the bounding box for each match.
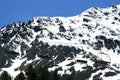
[1,4,120,80]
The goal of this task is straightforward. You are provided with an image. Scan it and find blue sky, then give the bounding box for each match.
[0,0,120,28]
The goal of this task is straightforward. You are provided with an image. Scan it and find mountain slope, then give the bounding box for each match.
[1,4,120,80]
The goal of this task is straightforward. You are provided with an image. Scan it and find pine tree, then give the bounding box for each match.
[36,66,42,80]
[14,72,25,80]
[44,66,50,80]
[52,69,59,80]
[66,75,72,80]
[36,65,50,80]
[25,64,37,80]
[0,71,11,80]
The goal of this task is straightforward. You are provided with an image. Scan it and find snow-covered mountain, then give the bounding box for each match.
[1,4,120,80]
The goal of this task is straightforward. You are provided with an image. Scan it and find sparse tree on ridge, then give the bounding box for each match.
[14,72,25,80]
[36,65,50,80]
[25,64,37,80]
[0,71,11,80]
[52,69,59,80]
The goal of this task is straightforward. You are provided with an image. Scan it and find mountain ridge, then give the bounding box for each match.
[1,4,120,80]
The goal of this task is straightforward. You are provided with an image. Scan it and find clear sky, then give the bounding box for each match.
[0,0,120,28]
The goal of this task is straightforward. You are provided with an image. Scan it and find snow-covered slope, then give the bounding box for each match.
[1,4,120,80]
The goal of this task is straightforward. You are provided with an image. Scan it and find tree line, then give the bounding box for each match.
[0,64,72,80]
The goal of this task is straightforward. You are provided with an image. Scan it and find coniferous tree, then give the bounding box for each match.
[66,75,72,80]
[14,72,25,80]
[0,71,11,80]
[43,66,50,80]
[38,66,50,80]
[25,64,37,80]
[52,69,59,80]
[37,66,50,80]
[36,66,42,80]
